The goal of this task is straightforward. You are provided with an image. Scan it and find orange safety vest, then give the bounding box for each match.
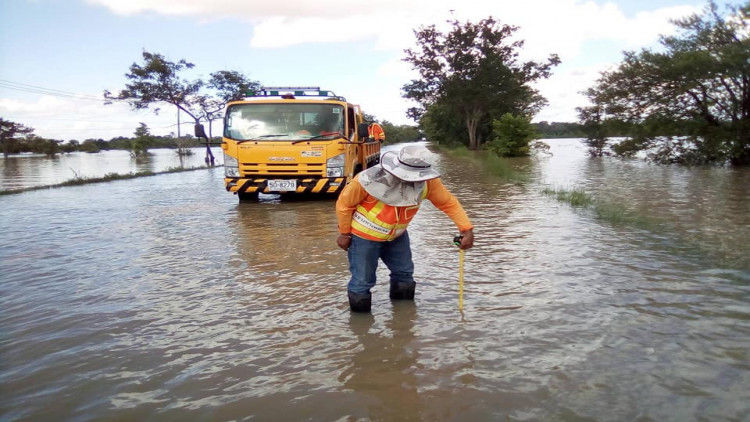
[350,184,429,241]
[368,123,385,142]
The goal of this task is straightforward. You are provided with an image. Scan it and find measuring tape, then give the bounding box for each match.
[453,235,465,311]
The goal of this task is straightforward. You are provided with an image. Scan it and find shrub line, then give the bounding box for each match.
[431,144,530,183]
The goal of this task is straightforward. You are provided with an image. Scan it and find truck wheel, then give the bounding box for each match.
[238,191,258,201]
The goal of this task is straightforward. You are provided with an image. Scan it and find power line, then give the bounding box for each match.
[0,79,112,102]
[0,79,227,135]
[11,116,199,128]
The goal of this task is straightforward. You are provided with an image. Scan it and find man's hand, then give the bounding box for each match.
[459,229,474,250]
[337,234,352,251]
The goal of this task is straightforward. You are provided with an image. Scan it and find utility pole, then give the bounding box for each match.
[176,107,181,139]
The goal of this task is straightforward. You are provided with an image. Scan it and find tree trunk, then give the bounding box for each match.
[465,108,482,150]
[730,120,750,166]
[466,118,477,150]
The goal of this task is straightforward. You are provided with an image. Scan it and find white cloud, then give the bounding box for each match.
[88,0,698,53]
[533,63,616,122]
[250,16,379,48]
[82,0,701,126]
[0,96,69,114]
[0,95,190,140]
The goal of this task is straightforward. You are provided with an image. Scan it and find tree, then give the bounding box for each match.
[197,70,261,138]
[104,50,204,128]
[577,106,610,157]
[379,121,421,145]
[578,1,750,165]
[487,113,537,157]
[0,118,34,157]
[131,122,152,157]
[402,17,559,149]
[24,135,60,156]
[533,121,587,139]
[105,52,261,163]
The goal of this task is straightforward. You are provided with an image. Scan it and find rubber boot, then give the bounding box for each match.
[348,291,372,313]
[389,281,415,300]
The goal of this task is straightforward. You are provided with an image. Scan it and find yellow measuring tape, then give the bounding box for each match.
[458,248,465,310]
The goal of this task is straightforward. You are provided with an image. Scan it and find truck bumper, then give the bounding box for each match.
[225,177,347,195]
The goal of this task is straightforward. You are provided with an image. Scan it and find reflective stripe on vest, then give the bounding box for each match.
[351,185,429,241]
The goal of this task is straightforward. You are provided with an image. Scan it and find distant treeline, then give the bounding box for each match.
[2,134,217,156]
[376,120,593,143]
[532,122,587,139]
[377,120,422,145]
[382,121,595,142]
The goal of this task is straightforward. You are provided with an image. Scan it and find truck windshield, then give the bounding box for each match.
[224,103,345,141]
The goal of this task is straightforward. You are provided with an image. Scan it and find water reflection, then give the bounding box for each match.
[231,197,342,276]
[342,302,421,421]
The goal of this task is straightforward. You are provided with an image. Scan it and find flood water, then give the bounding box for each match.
[1,139,748,421]
[0,147,218,190]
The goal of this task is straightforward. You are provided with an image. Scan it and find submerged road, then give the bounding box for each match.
[1,140,748,420]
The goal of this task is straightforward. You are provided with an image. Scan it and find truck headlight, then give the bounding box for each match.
[326,153,345,177]
[224,153,240,177]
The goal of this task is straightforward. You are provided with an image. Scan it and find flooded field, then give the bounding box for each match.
[0,148,217,190]
[1,139,748,420]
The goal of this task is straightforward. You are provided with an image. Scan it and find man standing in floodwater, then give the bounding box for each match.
[335,145,475,312]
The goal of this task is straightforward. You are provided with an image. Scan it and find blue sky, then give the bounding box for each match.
[0,0,710,140]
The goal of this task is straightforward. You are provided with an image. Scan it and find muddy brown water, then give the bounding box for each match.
[1,140,748,420]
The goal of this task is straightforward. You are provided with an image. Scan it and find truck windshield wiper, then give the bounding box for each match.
[291,132,345,144]
[235,134,287,144]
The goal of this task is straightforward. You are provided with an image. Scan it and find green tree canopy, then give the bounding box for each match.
[105,51,260,143]
[104,51,204,122]
[488,113,537,157]
[131,122,152,157]
[402,17,559,149]
[197,70,261,138]
[0,118,34,157]
[578,1,750,165]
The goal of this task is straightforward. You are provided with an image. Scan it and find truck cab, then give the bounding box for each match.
[220,87,383,200]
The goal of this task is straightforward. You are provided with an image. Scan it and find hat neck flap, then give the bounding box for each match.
[358,166,425,206]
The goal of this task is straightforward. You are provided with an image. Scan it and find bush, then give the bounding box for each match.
[131,122,152,158]
[487,113,536,157]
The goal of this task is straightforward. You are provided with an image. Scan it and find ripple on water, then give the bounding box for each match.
[1,142,748,420]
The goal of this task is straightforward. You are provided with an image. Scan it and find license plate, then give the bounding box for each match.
[266,179,297,192]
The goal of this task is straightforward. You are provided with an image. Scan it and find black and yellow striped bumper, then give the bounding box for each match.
[225,177,347,195]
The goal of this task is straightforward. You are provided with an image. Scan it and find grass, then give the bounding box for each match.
[541,186,662,230]
[0,165,216,196]
[541,187,593,207]
[431,143,530,183]
[542,186,750,269]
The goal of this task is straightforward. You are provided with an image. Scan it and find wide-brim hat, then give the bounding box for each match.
[380,145,440,182]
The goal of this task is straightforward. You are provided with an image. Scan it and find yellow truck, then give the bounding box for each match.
[216,87,383,200]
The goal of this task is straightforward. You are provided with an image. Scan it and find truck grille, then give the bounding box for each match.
[240,162,324,176]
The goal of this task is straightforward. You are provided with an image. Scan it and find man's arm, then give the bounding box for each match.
[335,177,368,250]
[426,178,474,250]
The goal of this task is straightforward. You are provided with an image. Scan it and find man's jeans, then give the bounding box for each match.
[347,231,414,295]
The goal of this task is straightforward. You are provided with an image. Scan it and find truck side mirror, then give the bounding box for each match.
[194,123,208,140]
[357,122,370,140]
